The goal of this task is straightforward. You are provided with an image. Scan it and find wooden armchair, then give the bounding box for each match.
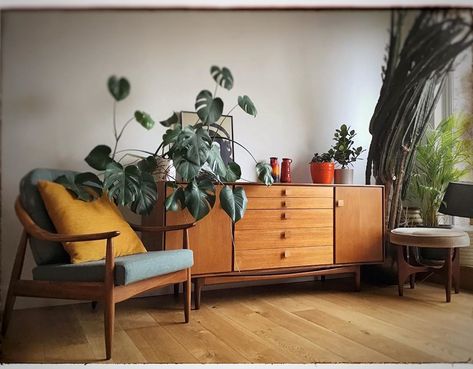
[1,169,195,360]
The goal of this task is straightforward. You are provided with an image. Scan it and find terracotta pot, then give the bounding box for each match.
[310,162,334,184]
[334,168,354,184]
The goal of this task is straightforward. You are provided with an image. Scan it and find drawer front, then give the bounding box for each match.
[236,209,333,230]
[243,185,333,198]
[235,246,334,271]
[247,197,333,210]
[235,227,333,250]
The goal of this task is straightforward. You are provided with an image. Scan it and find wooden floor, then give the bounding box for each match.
[2,279,473,364]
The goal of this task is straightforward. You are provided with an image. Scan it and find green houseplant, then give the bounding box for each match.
[407,115,472,227]
[331,124,364,184]
[58,66,273,223]
[310,152,335,184]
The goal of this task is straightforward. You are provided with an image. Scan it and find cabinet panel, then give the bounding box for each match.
[165,186,232,275]
[235,246,333,271]
[235,227,333,250]
[236,209,333,230]
[243,185,333,198]
[335,187,384,264]
[247,197,333,210]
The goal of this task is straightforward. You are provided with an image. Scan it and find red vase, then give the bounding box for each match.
[310,162,334,184]
[281,158,292,183]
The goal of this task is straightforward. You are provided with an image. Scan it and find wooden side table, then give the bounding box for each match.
[390,228,470,302]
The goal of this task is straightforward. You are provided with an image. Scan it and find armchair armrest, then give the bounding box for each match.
[15,197,120,243]
[129,222,196,233]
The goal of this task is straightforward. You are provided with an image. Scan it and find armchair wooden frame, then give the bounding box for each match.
[1,197,196,360]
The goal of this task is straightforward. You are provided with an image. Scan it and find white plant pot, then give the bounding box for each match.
[334,168,354,184]
[153,156,175,181]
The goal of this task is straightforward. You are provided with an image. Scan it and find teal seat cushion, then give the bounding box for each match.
[20,168,76,265]
[32,249,193,286]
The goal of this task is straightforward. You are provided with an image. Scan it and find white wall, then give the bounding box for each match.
[1,10,390,308]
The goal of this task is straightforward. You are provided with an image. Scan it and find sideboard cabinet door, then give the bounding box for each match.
[165,185,233,275]
[335,187,384,264]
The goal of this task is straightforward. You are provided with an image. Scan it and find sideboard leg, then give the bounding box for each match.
[354,266,361,292]
[194,278,203,310]
[320,275,326,282]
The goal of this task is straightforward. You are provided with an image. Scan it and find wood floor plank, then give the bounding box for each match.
[214,300,346,362]
[3,282,473,363]
[244,297,396,363]
[293,295,470,362]
[147,300,250,363]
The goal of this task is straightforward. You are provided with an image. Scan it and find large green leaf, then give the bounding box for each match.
[195,90,224,124]
[56,172,103,201]
[165,186,185,211]
[206,142,227,178]
[103,162,139,206]
[238,95,257,117]
[219,185,248,222]
[134,111,155,130]
[181,127,211,165]
[159,112,180,128]
[137,155,158,173]
[210,66,234,90]
[223,162,241,182]
[162,125,182,147]
[107,76,130,101]
[130,170,157,215]
[184,179,216,220]
[256,161,274,186]
[85,145,113,171]
[173,153,201,181]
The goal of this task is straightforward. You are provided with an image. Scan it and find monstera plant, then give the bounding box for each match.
[58,66,273,222]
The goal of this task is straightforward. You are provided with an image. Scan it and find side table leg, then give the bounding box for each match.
[410,274,415,289]
[445,249,453,303]
[194,278,203,310]
[397,245,407,297]
[453,248,460,294]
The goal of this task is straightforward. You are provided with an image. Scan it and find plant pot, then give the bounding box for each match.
[334,168,354,184]
[152,156,175,181]
[310,162,334,184]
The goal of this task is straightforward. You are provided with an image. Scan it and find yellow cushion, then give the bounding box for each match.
[37,180,147,264]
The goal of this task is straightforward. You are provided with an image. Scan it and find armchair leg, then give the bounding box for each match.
[104,237,115,360]
[184,269,191,323]
[104,298,115,360]
[2,231,28,336]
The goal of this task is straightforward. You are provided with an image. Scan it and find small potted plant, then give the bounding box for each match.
[331,124,364,184]
[310,151,335,184]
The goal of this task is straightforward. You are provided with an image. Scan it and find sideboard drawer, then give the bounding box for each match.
[247,197,333,210]
[235,227,333,250]
[235,246,334,271]
[243,185,333,198]
[236,209,333,230]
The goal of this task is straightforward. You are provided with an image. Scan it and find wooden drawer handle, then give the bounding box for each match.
[281,201,287,208]
[282,250,291,258]
[281,231,290,239]
[337,200,345,207]
[282,189,290,196]
[281,213,289,220]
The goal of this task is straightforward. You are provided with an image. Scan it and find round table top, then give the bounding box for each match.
[390,227,470,248]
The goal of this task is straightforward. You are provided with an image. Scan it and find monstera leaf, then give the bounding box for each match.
[182,127,212,165]
[223,162,241,182]
[206,142,227,178]
[184,179,216,220]
[103,162,140,206]
[107,76,130,101]
[162,125,182,147]
[130,169,157,215]
[165,186,186,212]
[85,145,113,170]
[220,185,247,223]
[137,155,158,173]
[56,172,103,201]
[160,112,180,127]
[256,161,274,186]
[238,95,257,117]
[210,66,234,90]
[134,111,155,130]
[195,90,224,124]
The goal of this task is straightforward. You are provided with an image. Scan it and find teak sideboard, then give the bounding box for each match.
[142,183,385,308]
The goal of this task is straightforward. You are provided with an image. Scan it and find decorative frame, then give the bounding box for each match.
[180,111,235,165]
